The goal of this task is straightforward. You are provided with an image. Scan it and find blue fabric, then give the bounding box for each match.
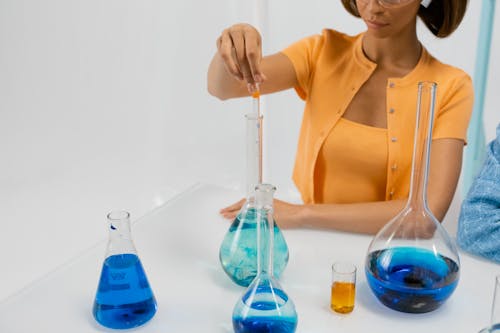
[457,123,500,263]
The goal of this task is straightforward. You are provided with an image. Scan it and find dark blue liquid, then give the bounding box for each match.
[233,316,297,333]
[93,253,157,329]
[366,247,459,313]
[233,283,297,333]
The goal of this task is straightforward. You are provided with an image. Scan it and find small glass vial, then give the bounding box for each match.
[330,262,356,314]
[92,211,157,329]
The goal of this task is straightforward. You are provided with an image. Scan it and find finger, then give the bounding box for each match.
[218,32,243,80]
[230,31,255,86]
[220,198,245,213]
[244,32,263,84]
[222,211,238,220]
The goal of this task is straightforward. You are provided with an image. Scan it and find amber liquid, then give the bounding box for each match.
[330,282,355,314]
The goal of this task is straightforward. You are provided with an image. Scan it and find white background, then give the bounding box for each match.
[0,0,499,302]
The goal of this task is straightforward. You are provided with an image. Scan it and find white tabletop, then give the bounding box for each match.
[0,183,498,332]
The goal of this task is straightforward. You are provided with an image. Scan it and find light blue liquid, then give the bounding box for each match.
[366,247,459,313]
[233,284,297,333]
[93,253,157,329]
[219,208,289,286]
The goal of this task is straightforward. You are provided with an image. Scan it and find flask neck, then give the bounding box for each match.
[406,82,437,212]
[255,184,276,276]
[106,210,137,257]
[245,113,263,198]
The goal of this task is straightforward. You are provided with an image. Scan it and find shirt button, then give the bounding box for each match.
[389,108,395,114]
[391,164,398,171]
[391,137,398,142]
[389,82,395,88]
[389,190,395,198]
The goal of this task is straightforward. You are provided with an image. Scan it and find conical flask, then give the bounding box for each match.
[365,82,460,313]
[219,95,289,287]
[93,210,157,329]
[232,184,298,333]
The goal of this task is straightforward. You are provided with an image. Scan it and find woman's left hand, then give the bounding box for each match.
[220,198,304,229]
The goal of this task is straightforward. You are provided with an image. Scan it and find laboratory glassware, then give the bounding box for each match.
[365,82,460,313]
[219,92,289,287]
[232,184,298,333]
[480,275,500,332]
[331,262,356,314]
[93,210,157,329]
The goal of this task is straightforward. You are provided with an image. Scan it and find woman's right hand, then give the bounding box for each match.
[216,23,267,91]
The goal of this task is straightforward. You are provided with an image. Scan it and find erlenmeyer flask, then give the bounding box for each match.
[365,82,460,313]
[219,102,289,287]
[93,210,157,329]
[232,184,298,333]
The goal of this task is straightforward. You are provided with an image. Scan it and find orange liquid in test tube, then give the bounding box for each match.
[252,90,260,98]
[330,281,355,314]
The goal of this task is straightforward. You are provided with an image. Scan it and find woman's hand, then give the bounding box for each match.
[219,198,246,220]
[220,198,304,229]
[216,23,267,91]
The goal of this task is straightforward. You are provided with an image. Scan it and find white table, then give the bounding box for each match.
[1,183,498,332]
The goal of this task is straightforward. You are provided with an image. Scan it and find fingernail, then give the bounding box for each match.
[254,74,262,83]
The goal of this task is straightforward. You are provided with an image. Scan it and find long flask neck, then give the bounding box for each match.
[406,82,437,213]
[255,184,276,277]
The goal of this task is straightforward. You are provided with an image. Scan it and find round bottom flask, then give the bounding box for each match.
[232,184,298,333]
[365,82,460,313]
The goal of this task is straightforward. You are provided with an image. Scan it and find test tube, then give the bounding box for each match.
[330,262,356,314]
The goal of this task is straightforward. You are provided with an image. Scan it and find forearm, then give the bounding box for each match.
[294,199,407,234]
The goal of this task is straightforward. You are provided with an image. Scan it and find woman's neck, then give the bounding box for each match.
[362,26,422,72]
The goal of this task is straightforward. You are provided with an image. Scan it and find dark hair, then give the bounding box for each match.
[340,0,468,38]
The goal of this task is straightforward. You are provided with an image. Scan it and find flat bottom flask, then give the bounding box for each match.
[219,202,289,287]
[232,274,298,333]
[93,211,157,329]
[365,247,459,313]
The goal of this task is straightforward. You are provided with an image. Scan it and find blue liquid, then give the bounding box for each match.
[233,316,297,333]
[233,282,297,333]
[366,247,459,313]
[93,253,157,329]
[220,208,289,286]
[492,323,500,332]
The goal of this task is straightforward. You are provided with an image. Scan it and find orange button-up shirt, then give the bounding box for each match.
[281,29,473,204]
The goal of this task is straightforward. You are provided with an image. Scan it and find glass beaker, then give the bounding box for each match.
[92,211,157,329]
[232,184,298,333]
[331,262,356,314]
[219,107,289,287]
[365,82,460,313]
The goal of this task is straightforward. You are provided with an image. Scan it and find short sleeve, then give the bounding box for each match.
[432,73,474,143]
[280,34,323,101]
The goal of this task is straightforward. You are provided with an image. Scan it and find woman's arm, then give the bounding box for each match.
[457,133,500,263]
[207,23,297,100]
[221,138,464,234]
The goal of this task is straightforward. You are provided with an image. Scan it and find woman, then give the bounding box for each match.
[208,0,473,234]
